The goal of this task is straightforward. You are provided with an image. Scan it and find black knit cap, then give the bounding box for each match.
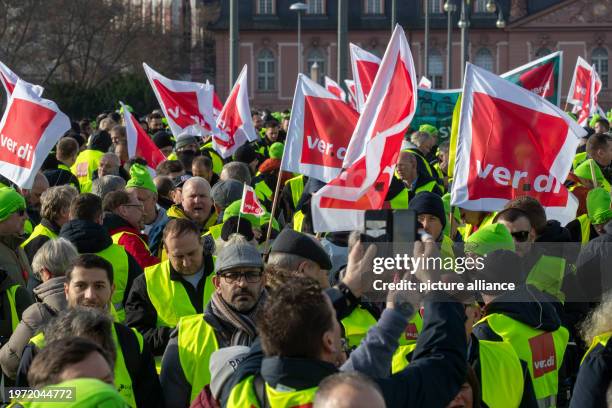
[234,144,257,164]
[408,191,446,229]
[271,228,332,270]
[153,130,174,149]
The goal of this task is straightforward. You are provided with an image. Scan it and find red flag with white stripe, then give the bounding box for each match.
[0,80,70,188]
[344,79,358,111]
[240,184,266,216]
[312,25,418,232]
[0,61,43,97]
[350,43,381,112]
[324,76,346,102]
[213,65,258,159]
[451,63,585,226]
[282,74,359,182]
[143,63,216,137]
[121,101,166,173]
[566,58,602,126]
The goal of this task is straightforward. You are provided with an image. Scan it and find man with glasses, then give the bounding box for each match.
[494,207,536,258]
[159,234,265,408]
[102,190,160,269]
[0,187,33,286]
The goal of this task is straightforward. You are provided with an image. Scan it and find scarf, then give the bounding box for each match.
[210,291,265,346]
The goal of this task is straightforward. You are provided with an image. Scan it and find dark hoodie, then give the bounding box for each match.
[59,219,143,307]
[89,130,112,153]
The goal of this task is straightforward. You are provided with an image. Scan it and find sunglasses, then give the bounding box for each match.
[511,231,530,242]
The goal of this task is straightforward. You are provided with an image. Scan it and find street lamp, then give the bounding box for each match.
[290,2,309,74]
[444,1,457,88]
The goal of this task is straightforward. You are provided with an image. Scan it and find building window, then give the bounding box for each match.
[364,0,384,15]
[474,48,494,72]
[306,0,325,15]
[473,0,488,13]
[256,0,275,15]
[428,49,444,89]
[426,0,442,14]
[592,47,609,88]
[535,48,552,58]
[307,48,326,84]
[257,49,275,91]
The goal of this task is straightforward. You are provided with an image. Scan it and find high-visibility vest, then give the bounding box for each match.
[208,223,224,240]
[576,214,592,246]
[478,339,525,408]
[292,210,305,232]
[111,230,152,255]
[476,313,569,407]
[581,331,612,364]
[391,312,424,374]
[144,261,215,328]
[285,175,305,211]
[23,219,33,237]
[389,180,439,209]
[526,256,566,303]
[21,223,57,249]
[226,374,318,408]
[340,307,377,349]
[96,244,129,322]
[57,163,80,190]
[200,143,224,175]
[5,285,20,332]
[71,149,104,193]
[440,234,455,261]
[572,152,588,170]
[30,324,143,408]
[254,179,274,206]
[458,212,496,241]
[176,314,220,403]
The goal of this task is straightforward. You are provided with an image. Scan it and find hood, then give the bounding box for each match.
[102,212,138,235]
[261,356,338,390]
[59,219,112,253]
[89,131,111,153]
[485,285,561,332]
[33,276,67,311]
[536,220,571,243]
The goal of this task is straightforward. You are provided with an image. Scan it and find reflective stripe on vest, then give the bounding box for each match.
[6,285,20,332]
[477,313,569,407]
[144,261,215,327]
[111,231,152,255]
[479,339,524,408]
[526,256,566,303]
[30,325,139,407]
[581,331,612,365]
[96,244,129,322]
[391,312,423,373]
[576,214,591,246]
[285,175,305,210]
[21,223,57,249]
[340,307,377,349]
[292,211,305,232]
[177,314,220,403]
[71,149,104,193]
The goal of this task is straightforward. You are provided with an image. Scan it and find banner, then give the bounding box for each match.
[282,74,359,183]
[344,79,358,111]
[121,101,166,173]
[500,51,563,106]
[324,76,346,102]
[0,61,43,98]
[412,88,461,140]
[349,43,381,112]
[0,80,70,188]
[451,64,585,225]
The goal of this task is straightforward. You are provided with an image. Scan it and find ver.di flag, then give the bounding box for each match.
[344,79,358,111]
[324,76,347,102]
[282,74,359,183]
[312,25,418,232]
[240,184,266,216]
[349,43,381,112]
[143,63,216,137]
[213,65,258,159]
[566,57,602,126]
[0,61,43,97]
[121,101,166,173]
[451,63,585,226]
[0,80,70,188]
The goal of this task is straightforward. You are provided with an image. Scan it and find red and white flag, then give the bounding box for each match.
[213,65,258,159]
[418,76,432,89]
[240,184,266,217]
[566,57,602,126]
[212,87,223,117]
[312,25,418,232]
[324,76,346,102]
[451,63,585,226]
[0,61,43,97]
[344,79,358,111]
[143,63,216,137]
[282,74,359,183]
[0,80,70,188]
[121,101,166,173]
[349,43,381,112]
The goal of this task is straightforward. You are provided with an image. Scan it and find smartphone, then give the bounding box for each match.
[392,209,417,256]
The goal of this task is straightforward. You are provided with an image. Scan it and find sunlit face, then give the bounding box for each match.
[129,187,157,225]
[418,213,443,240]
[213,267,265,312]
[396,151,417,184]
[164,232,204,275]
[181,181,213,225]
[65,267,114,310]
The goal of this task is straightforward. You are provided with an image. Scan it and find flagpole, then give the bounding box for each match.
[264,143,290,249]
[589,159,598,189]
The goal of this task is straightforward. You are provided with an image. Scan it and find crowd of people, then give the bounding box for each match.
[0,105,609,408]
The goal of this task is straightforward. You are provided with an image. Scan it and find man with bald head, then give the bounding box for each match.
[385,150,443,208]
[313,372,386,408]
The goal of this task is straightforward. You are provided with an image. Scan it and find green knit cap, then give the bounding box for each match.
[126,163,157,194]
[0,187,25,222]
[465,223,516,256]
[27,378,125,407]
[223,200,259,227]
[589,114,601,129]
[587,187,612,225]
[419,123,438,136]
[270,142,284,160]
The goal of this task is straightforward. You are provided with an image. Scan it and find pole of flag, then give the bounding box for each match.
[264,142,289,248]
[589,159,598,188]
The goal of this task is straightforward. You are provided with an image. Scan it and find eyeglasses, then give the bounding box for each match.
[511,231,530,242]
[219,271,262,283]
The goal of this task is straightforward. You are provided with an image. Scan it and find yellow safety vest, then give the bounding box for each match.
[161,206,218,260]
[96,244,129,323]
[572,152,588,170]
[71,149,104,193]
[144,261,215,328]
[226,374,318,408]
[21,223,57,249]
[390,180,438,209]
[476,313,569,407]
[285,175,305,210]
[458,212,496,241]
[30,324,143,408]
[57,163,80,190]
[254,179,274,205]
[478,339,524,408]
[576,214,591,246]
[6,285,20,332]
[581,332,612,364]
[176,314,220,403]
[391,312,424,374]
[208,223,224,240]
[200,143,224,175]
[340,307,377,349]
[526,256,566,303]
[292,210,305,232]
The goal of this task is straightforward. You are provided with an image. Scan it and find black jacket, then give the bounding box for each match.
[16,322,164,408]
[576,221,612,303]
[22,218,61,264]
[124,254,215,356]
[570,337,612,408]
[43,165,80,191]
[59,219,143,308]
